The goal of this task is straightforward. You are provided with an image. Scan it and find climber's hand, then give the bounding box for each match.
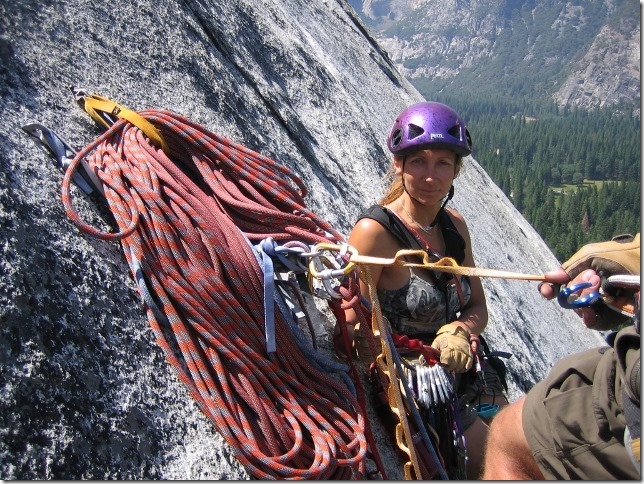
[431,323,473,373]
[561,233,640,280]
[540,234,639,298]
[539,268,600,300]
[562,269,605,329]
[541,267,631,330]
[538,234,640,331]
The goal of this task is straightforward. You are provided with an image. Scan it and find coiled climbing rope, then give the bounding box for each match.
[61,109,369,479]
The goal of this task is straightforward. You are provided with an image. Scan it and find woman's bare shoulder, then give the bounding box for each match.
[348,217,400,256]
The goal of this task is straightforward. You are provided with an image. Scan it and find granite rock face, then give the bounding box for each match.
[552,21,641,110]
[1,0,605,479]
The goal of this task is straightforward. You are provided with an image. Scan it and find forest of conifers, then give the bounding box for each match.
[440,94,640,261]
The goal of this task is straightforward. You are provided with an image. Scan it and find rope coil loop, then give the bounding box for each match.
[62,100,372,479]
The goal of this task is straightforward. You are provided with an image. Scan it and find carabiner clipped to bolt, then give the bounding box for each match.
[557,282,601,309]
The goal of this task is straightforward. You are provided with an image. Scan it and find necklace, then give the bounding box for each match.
[401,204,437,233]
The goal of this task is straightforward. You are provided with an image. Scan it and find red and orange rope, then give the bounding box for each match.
[61,109,370,479]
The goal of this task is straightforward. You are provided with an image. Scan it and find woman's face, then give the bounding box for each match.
[394,148,458,205]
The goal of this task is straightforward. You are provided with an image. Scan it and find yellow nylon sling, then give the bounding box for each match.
[80,94,169,154]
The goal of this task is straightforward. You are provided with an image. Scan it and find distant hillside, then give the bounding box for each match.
[348,0,640,116]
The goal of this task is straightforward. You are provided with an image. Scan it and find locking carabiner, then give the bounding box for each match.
[557,281,601,309]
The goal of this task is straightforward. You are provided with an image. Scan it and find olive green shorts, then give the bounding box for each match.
[522,346,639,480]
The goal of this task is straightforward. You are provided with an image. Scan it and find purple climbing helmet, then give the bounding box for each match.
[387,101,472,157]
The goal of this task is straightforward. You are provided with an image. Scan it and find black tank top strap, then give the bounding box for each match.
[437,208,466,264]
[358,204,466,264]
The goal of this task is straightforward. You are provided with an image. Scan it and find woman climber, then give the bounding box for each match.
[338,101,508,479]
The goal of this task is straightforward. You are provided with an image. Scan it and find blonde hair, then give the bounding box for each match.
[379,154,463,205]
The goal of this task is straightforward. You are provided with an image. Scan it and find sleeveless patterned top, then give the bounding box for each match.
[377,268,471,338]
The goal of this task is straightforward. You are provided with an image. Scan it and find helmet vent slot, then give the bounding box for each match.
[391,128,403,147]
[408,124,424,140]
[447,124,461,140]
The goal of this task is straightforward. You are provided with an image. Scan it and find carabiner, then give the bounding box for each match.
[21,123,104,195]
[557,282,601,309]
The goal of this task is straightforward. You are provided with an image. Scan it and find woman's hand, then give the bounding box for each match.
[431,323,473,372]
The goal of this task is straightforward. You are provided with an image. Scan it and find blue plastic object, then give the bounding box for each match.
[475,402,500,419]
